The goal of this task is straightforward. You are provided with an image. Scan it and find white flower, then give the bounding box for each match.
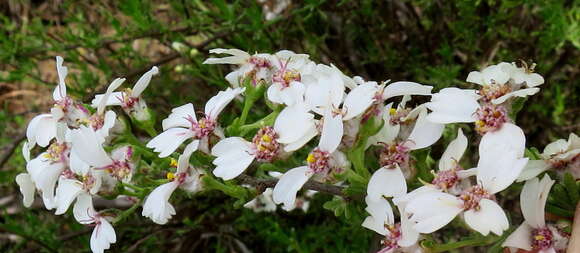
[91,66,159,120]
[518,133,580,181]
[303,64,346,115]
[266,50,315,106]
[54,168,103,215]
[147,87,245,157]
[142,142,204,224]
[405,124,528,236]
[73,194,116,253]
[212,126,280,180]
[502,175,568,253]
[363,203,421,253]
[15,173,35,207]
[24,123,71,209]
[467,62,541,104]
[203,48,274,87]
[272,111,343,209]
[70,126,134,182]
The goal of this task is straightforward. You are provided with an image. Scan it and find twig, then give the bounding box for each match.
[0,131,26,170]
[567,202,580,252]
[236,174,359,200]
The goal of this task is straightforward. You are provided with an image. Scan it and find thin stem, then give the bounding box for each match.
[112,199,142,225]
[425,235,498,252]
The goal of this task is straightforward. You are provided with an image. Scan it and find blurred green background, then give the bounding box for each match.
[0,0,578,252]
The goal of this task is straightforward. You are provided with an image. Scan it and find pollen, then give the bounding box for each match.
[261,134,272,142]
[166,172,175,181]
[389,108,397,115]
[169,158,178,168]
[306,153,316,163]
[252,126,280,162]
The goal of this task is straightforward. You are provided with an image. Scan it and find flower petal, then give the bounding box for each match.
[212,138,255,180]
[405,192,463,233]
[274,104,317,144]
[204,87,245,119]
[141,181,179,224]
[492,88,540,104]
[464,199,509,236]
[406,108,444,150]
[502,223,533,251]
[15,173,35,208]
[162,103,197,130]
[424,88,480,124]
[146,128,193,158]
[131,66,159,97]
[55,178,84,215]
[203,48,251,65]
[53,56,68,101]
[439,128,468,171]
[382,81,433,100]
[90,218,116,253]
[319,110,343,153]
[516,160,551,182]
[367,166,407,200]
[272,166,312,210]
[70,127,113,168]
[521,175,554,228]
[477,149,528,194]
[342,82,378,120]
[479,123,526,159]
[73,193,96,224]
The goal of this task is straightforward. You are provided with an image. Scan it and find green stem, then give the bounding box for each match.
[112,200,142,225]
[239,109,280,135]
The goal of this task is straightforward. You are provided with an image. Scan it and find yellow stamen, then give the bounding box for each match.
[306,153,316,163]
[169,158,178,168]
[258,144,267,151]
[261,134,272,142]
[166,172,175,180]
[389,108,397,115]
[535,235,545,240]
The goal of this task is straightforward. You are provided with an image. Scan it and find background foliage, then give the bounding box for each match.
[0,0,578,252]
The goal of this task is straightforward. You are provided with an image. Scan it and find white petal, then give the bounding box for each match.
[70,127,113,167]
[131,66,159,97]
[406,108,444,150]
[398,206,420,247]
[73,193,96,224]
[464,199,509,236]
[466,64,509,85]
[273,81,306,106]
[90,218,116,253]
[272,166,312,210]
[477,150,528,194]
[97,78,125,114]
[362,216,388,235]
[342,82,378,120]
[382,81,433,100]
[365,195,395,226]
[177,141,200,174]
[53,56,68,101]
[516,160,551,182]
[479,123,526,159]
[22,141,31,162]
[91,92,124,108]
[70,150,90,175]
[162,103,196,130]
[492,88,540,104]
[543,139,569,158]
[141,181,179,224]
[55,178,84,215]
[31,161,65,210]
[405,192,463,233]
[424,88,480,124]
[521,175,554,228]
[393,185,439,207]
[146,128,194,158]
[203,48,250,65]
[283,126,318,152]
[274,104,317,144]
[367,166,407,200]
[15,173,35,207]
[204,87,245,119]
[95,110,117,139]
[439,128,468,171]
[319,110,343,153]
[502,223,533,251]
[212,138,255,180]
[27,114,57,148]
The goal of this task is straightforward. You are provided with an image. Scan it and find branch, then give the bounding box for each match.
[236,174,360,200]
[0,131,26,170]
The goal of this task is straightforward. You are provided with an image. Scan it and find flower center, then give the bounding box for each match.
[389,108,411,125]
[459,185,491,211]
[105,160,132,180]
[379,142,410,168]
[191,117,216,138]
[273,69,301,88]
[248,56,271,68]
[307,148,331,174]
[82,174,97,191]
[432,167,461,190]
[474,104,508,135]
[479,83,512,103]
[166,172,187,185]
[531,227,553,250]
[118,88,140,109]
[252,126,280,162]
[43,143,68,163]
[380,224,402,251]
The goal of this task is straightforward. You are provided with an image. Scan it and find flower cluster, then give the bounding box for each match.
[16,52,576,253]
